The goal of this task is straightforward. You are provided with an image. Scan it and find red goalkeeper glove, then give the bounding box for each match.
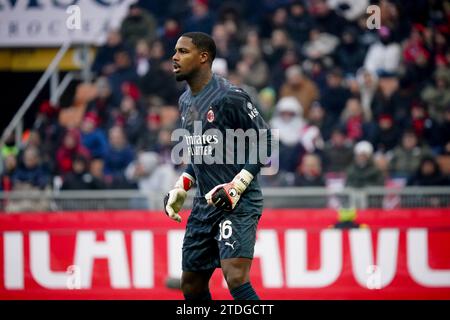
[205,169,254,211]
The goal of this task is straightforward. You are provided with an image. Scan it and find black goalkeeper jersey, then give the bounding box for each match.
[177,74,271,220]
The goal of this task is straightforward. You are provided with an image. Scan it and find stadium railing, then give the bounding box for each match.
[1,187,449,213]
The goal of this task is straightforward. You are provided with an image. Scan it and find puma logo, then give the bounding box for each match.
[225,241,236,250]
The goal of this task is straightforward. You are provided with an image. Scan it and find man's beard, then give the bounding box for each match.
[175,73,189,81]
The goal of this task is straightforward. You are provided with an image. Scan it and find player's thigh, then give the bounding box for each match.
[216,211,261,261]
[182,216,221,272]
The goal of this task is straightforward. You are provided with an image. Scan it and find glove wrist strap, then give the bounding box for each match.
[175,172,195,191]
[233,169,254,194]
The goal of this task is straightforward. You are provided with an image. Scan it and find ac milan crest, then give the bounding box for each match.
[207,109,215,122]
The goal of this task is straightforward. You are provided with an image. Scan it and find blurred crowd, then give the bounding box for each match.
[1,0,450,201]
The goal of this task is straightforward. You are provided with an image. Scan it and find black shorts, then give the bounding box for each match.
[182,210,261,272]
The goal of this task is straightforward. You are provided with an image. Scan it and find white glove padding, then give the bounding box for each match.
[205,169,254,211]
[164,172,194,222]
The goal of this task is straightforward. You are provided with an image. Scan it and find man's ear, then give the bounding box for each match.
[200,51,209,64]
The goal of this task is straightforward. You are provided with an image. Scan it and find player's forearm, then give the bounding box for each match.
[184,163,196,181]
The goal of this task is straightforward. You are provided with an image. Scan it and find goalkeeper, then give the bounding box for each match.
[164,32,272,300]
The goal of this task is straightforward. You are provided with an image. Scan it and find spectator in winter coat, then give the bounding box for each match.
[56,129,91,175]
[363,26,401,75]
[80,112,108,160]
[323,128,353,173]
[320,67,351,124]
[279,65,320,117]
[421,67,450,123]
[389,129,433,178]
[293,153,326,187]
[270,96,307,173]
[346,141,384,188]
[104,126,135,188]
[120,3,157,48]
[107,48,139,103]
[407,156,449,186]
[13,146,50,190]
[62,156,105,190]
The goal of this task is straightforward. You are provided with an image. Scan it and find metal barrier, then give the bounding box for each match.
[1,187,450,213]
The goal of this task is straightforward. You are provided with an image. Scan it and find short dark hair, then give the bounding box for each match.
[182,32,216,63]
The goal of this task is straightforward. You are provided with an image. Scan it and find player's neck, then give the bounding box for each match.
[188,69,213,96]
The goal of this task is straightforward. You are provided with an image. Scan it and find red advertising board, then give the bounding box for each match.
[0,209,449,300]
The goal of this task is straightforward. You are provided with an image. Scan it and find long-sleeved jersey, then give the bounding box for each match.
[177,74,271,220]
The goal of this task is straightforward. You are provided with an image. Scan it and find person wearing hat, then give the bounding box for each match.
[345,140,384,188]
[421,67,450,123]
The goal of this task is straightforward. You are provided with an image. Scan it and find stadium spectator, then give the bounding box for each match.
[270,96,306,173]
[370,114,400,153]
[299,124,324,154]
[153,128,176,164]
[114,95,145,146]
[137,110,162,152]
[138,40,182,105]
[212,23,240,70]
[293,153,326,187]
[308,0,348,37]
[421,67,450,123]
[302,27,339,60]
[13,146,50,190]
[125,151,177,195]
[269,47,300,92]
[279,65,320,117]
[370,74,403,122]
[236,46,269,90]
[334,26,366,75]
[402,25,433,88]
[80,113,108,159]
[346,141,384,188]
[260,6,289,39]
[264,28,292,71]
[364,26,401,76]
[56,129,91,175]
[107,48,139,102]
[183,0,214,34]
[85,77,118,131]
[406,103,441,152]
[104,126,135,188]
[286,0,314,45]
[407,156,450,187]
[356,68,378,121]
[161,17,183,57]
[323,128,353,173]
[120,3,157,48]
[91,30,126,76]
[89,158,108,189]
[320,67,351,124]
[61,155,105,190]
[307,101,335,142]
[0,154,17,191]
[340,97,372,142]
[134,39,151,77]
[389,130,433,178]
